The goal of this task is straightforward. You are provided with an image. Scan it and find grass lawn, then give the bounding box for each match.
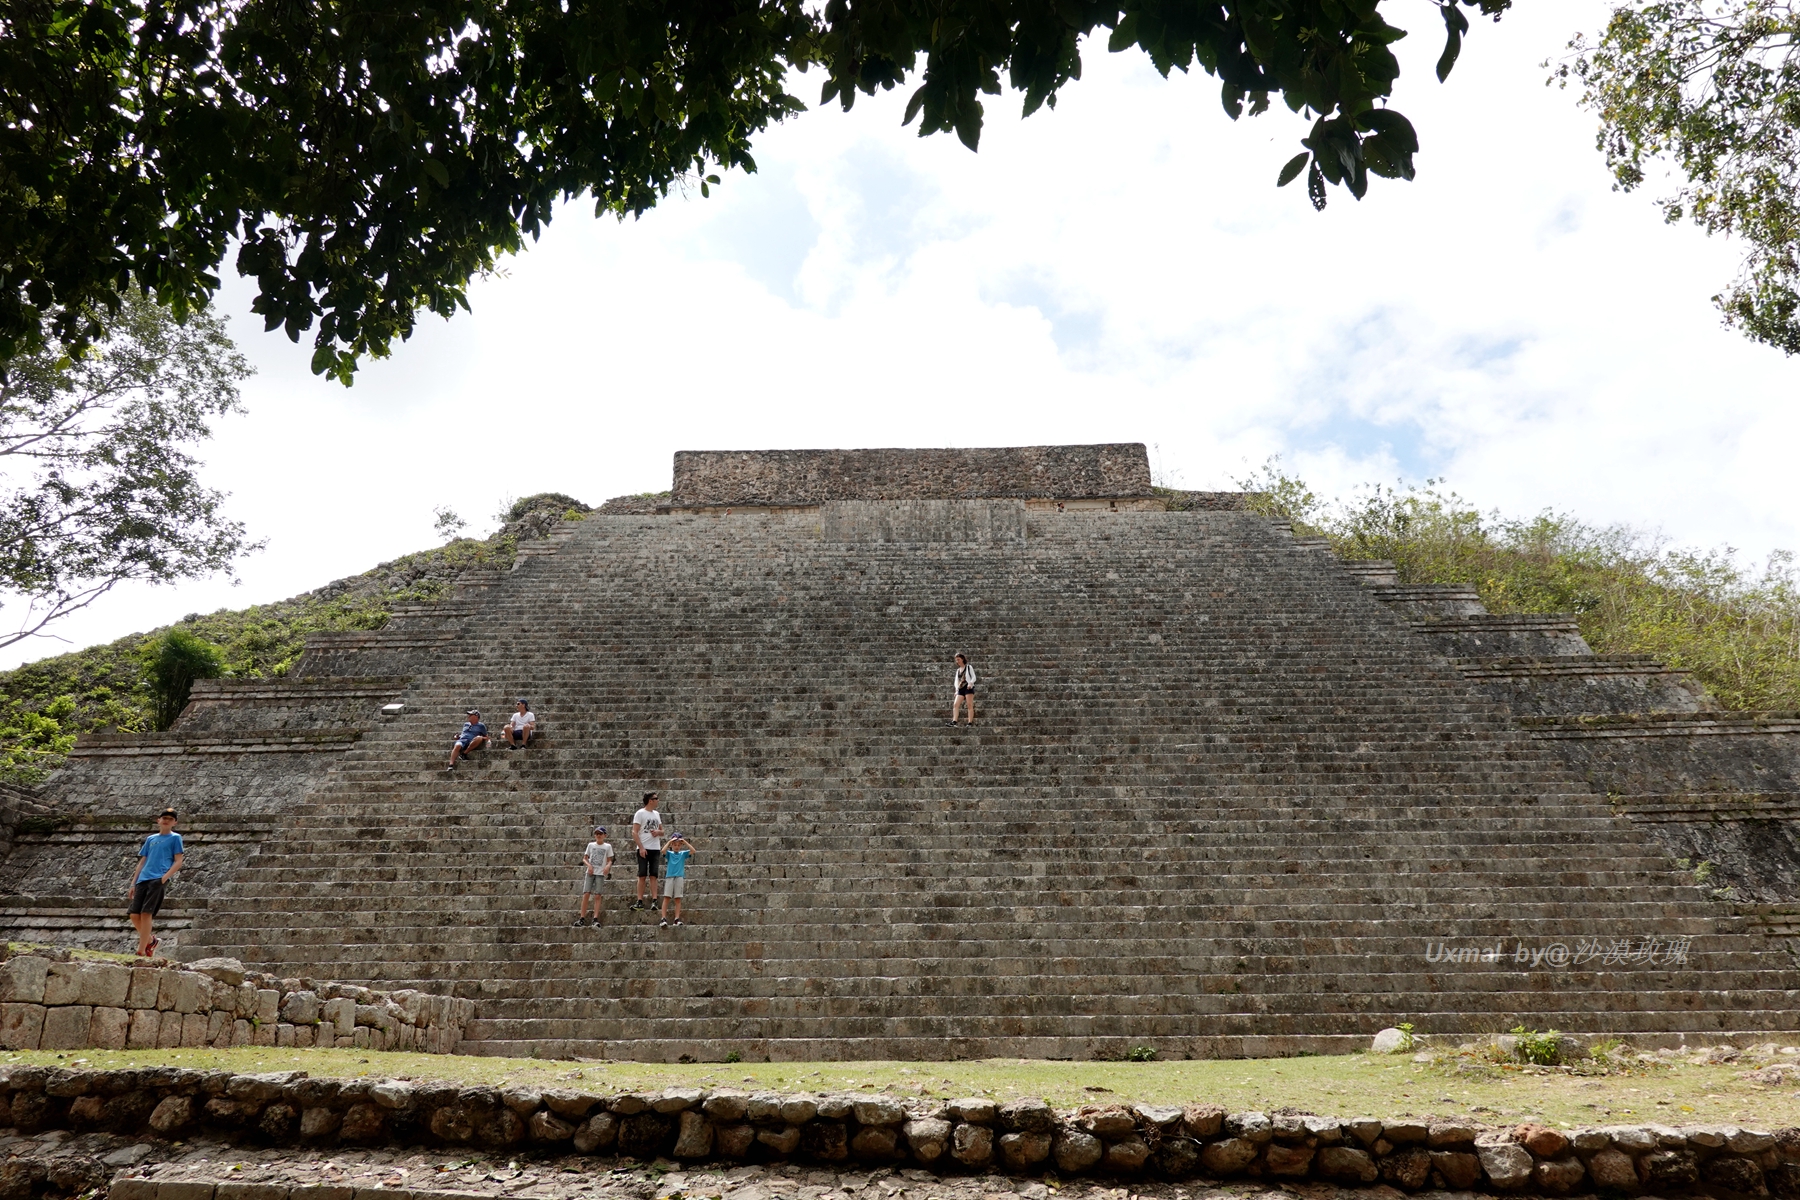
[8,1047,1800,1130]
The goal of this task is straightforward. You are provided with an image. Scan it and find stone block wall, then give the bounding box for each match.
[1527,713,1800,796]
[817,501,1027,545]
[6,1068,1799,1197]
[670,446,1153,507]
[0,954,470,1054]
[176,680,407,734]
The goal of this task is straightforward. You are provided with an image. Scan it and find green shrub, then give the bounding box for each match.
[143,629,226,730]
[1510,1025,1564,1065]
[1125,1045,1157,1062]
[1237,461,1800,711]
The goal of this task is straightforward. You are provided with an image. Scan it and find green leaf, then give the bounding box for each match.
[1277,151,1310,187]
[422,158,450,187]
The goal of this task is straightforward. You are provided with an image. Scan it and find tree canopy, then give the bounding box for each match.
[3,0,1509,384]
[0,289,254,652]
[1559,1,1800,354]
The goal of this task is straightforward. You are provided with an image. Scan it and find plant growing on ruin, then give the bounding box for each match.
[1125,1045,1158,1062]
[1510,1026,1565,1065]
[142,628,227,731]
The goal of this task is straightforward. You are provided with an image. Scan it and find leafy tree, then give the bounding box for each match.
[1,0,1510,384]
[0,290,255,652]
[1557,1,1800,353]
[142,627,226,730]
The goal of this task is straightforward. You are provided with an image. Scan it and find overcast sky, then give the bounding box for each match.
[7,0,1797,671]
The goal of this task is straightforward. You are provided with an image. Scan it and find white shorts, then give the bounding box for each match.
[662,877,686,898]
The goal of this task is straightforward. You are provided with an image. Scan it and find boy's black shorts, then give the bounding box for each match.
[637,850,661,877]
[128,878,165,915]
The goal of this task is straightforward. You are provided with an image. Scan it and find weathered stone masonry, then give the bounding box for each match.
[0,1068,1793,1197]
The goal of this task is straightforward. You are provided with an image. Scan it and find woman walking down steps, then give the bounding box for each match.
[949,652,977,727]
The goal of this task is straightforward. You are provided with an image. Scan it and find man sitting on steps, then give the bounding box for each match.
[446,709,489,771]
[503,698,537,749]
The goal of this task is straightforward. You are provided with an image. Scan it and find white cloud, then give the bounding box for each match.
[7,0,1796,669]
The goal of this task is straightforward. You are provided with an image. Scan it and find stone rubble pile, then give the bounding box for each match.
[0,1067,1796,1194]
[0,954,471,1053]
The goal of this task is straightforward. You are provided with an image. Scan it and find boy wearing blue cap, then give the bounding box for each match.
[659,833,695,928]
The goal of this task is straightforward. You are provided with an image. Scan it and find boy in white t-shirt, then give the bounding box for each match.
[575,825,613,926]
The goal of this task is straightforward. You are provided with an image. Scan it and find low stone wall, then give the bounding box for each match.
[0,954,471,1053]
[0,1067,1793,1196]
[670,446,1153,507]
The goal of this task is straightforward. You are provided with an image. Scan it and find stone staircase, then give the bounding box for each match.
[168,501,1800,1060]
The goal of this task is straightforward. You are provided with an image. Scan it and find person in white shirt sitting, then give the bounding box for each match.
[504,698,537,749]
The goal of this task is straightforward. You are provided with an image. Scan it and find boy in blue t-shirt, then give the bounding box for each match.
[659,833,696,928]
[127,808,184,957]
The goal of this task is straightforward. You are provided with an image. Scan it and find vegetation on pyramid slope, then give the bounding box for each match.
[1238,463,1800,712]
[0,493,590,786]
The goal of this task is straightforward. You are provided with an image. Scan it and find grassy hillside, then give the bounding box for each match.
[1234,464,1800,712]
[0,494,590,786]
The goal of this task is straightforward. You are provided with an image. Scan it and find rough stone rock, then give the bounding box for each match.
[801,1121,850,1161]
[744,1093,781,1123]
[279,992,319,1026]
[41,1005,91,1050]
[999,1130,1052,1169]
[0,958,48,1005]
[126,1009,160,1050]
[904,1118,952,1163]
[202,1097,259,1126]
[1346,1118,1384,1147]
[529,1110,576,1144]
[1302,1115,1344,1144]
[189,959,247,986]
[501,1087,543,1115]
[1735,1130,1781,1154]
[948,1098,998,1125]
[544,1089,601,1119]
[87,1006,130,1051]
[259,1103,298,1139]
[1103,1138,1150,1172]
[714,1123,755,1158]
[42,963,82,1007]
[1227,1112,1274,1143]
[9,1091,50,1132]
[573,1112,618,1153]
[699,1092,747,1121]
[609,1093,652,1116]
[0,1003,45,1051]
[1428,1122,1478,1148]
[1153,1137,1201,1178]
[1054,1129,1103,1173]
[147,1096,193,1136]
[1535,1157,1587,1194]
[778,1096,819,1125]
[673,1110,714,1158]
[757,1126,802,1155]
[1081,1107,1138,1138]
[1264,1144,1314,1176]
[654,1088,704,1114]
[1477,1141,1535,1190]
[1704,1155,1766,1193]
[1385,1121,1429,1145]
[851,1125,900,1160]
[77,964,131,1009]
[815,1096,854,1120]
[1000,1099,1056,1133]
[617,1112,671,1158]
[1381,1147,1432,1190]
[1200,1138,1259,1174]
[1518,1124,1570,1158]
[1372,1028,1410,1054]
[1134,1104,1185,1130]
[321,997,355,1038]
[1318,1147,1379,1184]
[1768,1161,1800,1198]
[125,968,159,1010]
[428,1104,474,1143]
[1182,1104,1225,1138]
[1571,1129,1612,1153]
[853,1096,907,1127]
[952,1123,994,1167]
[66,1096,104,1128]
[228,1072,303,1103]
[338,1102,384,1142]
[1431,1150,1483,1189]
[1610,1126,1658,1153]
[478,1107,528,1149]
[1643,1149,1700,1189]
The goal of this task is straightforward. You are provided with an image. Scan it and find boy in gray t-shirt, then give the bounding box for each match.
[575,826,613,927]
